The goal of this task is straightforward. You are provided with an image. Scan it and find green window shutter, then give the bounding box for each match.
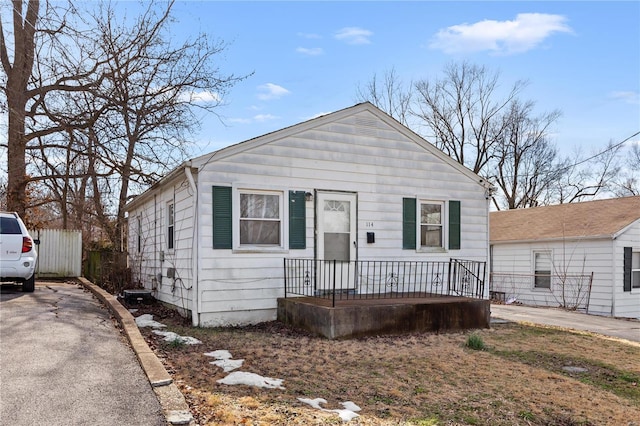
[623,246,632,292]
[448,200,461,250]
[402,198,416,250]
[212,186,232,249]
[289,191,306,249]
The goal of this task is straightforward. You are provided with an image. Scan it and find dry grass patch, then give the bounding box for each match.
[136,304,639,425]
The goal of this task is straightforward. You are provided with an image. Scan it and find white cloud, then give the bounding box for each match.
[257,83,291,100]
[296,47,324,56]
[334,27,373,45]
[227,114,279,124]
[178,90,221,103]
[430,13,572,55]
[253,114,279,122]
[609,91,640,105]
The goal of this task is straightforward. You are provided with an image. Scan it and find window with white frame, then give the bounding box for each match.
[167,203,175,250]
[533,250,551,289]
[633,251,640,289]
[239,191,282,246]
[420,201,444,248]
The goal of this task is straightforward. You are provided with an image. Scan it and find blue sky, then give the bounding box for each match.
[149,0,639,160]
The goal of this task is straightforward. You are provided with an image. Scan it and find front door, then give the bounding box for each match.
[316,191,357,291]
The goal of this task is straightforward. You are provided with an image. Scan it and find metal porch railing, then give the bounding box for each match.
[284,258,486,307]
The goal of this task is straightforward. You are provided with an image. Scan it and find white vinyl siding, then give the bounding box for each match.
[126,107,490,326]
[193,110,488,326]
[127,178,195,308]
[491,220,640,319]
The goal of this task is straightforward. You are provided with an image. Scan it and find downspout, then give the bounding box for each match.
[485,189,492,300]
[185,166,200,327]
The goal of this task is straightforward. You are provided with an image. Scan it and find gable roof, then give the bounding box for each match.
[126,102,491,211]
[189,102,488,185]
[490,195,640,243]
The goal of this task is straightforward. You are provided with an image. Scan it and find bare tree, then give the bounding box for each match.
[412,61,527,174]
[611,142,640,196]
[1,0,102,222]
[550,141,623,204]
[1,0,40,218]
[491,100,563,209]
[2,0,247,246]
[83,0,247,250]
[355,67,412,125]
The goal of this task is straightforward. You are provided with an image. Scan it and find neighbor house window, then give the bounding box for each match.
[420,201,444,248]
[239,191,282,246]
[633,251,640,289]
[533,250,551,289]
[167,203,175,250]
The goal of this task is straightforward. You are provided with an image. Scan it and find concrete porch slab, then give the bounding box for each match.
[277,296,490,339]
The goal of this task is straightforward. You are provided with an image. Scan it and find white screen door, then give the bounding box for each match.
[317,191,357,291]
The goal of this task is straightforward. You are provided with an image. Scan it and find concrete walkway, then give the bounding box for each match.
[491,304,640,344]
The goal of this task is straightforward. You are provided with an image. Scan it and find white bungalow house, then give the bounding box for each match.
[125,103,492,327]
[490,196,640,319]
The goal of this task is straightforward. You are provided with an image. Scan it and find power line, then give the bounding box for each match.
[554,130,640,174]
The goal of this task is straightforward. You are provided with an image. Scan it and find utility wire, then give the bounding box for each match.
[488,130,640,181]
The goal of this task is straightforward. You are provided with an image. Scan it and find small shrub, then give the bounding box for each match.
[465,333,486,351]
[519,410,535,421]
[166,338,186,349]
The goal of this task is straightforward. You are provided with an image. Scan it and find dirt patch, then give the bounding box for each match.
[128,301,640,425]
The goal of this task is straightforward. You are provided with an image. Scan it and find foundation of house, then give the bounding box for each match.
[277,295,490,339]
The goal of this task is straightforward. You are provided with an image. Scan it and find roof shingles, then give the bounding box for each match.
[490,196,640,242]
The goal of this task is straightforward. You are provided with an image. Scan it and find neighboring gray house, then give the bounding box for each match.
[490,196,640,319]
[125,103,492,327]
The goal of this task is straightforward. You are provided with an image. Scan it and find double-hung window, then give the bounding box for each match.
[533,250,551,289]
[403,198,460,250]
[632,251,640,289]
[420,201,444,248]
[239,191,282,246]
[167,203,175,250]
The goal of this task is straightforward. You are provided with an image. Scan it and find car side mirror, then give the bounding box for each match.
[33,239,40,245]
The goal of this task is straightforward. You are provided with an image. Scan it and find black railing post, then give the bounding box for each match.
[283,258,288,299]
[332,259,336,307]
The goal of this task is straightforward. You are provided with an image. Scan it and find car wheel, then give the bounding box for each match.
[22,275,35,293]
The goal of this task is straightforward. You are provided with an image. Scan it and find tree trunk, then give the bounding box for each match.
[2,0,40,218]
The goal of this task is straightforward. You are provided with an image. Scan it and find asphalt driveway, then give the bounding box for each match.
[0,280,166,426]
[491,304,640,343]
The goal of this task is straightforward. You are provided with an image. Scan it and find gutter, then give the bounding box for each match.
[184,166,200,327]
[491,233,615,245]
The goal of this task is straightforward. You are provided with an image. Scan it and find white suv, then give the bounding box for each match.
[0,212,38,292]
